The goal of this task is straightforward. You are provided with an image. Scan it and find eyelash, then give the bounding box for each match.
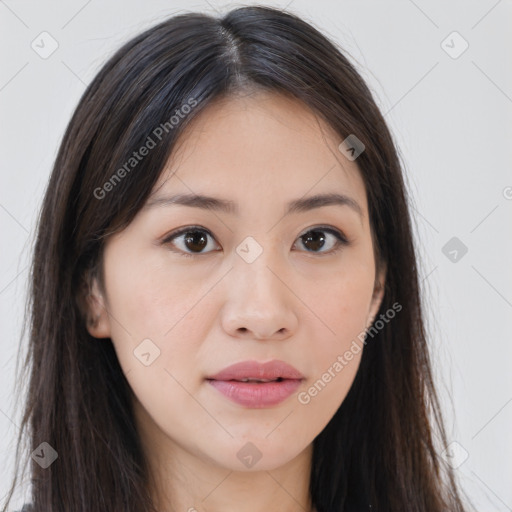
[160,225,351,259]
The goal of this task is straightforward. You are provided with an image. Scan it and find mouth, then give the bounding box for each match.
[205,360,304,408]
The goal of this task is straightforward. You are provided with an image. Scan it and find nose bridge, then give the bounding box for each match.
[234,241,284,308]
[221,238,297,338]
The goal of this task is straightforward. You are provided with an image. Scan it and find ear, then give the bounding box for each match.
[84,275,112,339]
[366,264,387,329]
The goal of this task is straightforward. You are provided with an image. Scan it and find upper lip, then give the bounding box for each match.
[207,360,304,381]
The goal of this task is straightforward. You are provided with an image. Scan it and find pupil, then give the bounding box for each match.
[185,231,207,252]
[303,231,325,251]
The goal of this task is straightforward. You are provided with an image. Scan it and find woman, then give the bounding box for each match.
[4,5,474,512]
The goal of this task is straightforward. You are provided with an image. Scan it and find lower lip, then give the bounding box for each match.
[207,379,302,408]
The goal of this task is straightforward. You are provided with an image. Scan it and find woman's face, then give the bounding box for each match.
[86,91,385,476]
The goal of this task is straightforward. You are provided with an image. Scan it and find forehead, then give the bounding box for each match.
[152,90,368,216]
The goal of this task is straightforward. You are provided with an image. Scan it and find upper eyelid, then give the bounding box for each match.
[161,226,216,244]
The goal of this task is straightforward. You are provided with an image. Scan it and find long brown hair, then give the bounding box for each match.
[3,5,474,511]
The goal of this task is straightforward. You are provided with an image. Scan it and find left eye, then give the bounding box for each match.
[292,227,349,255]
[162,227,220,256]
[161,226,349,257]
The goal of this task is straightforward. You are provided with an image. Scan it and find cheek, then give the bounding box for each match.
[103,247,209,341]
[305,263,375,344]
[102,252,221,402]
[298,264,374,408]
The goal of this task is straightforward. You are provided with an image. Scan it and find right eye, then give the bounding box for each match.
[161,226,221,258]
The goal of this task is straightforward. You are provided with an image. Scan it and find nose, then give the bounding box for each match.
[220,253,298,341]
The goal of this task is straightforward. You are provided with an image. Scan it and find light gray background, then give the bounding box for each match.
[1,0,511,510]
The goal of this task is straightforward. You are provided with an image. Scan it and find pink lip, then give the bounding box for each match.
[207,360,304,381]
[206,360,304,408]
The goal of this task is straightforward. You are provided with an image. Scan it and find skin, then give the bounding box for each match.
[86,90,386,512]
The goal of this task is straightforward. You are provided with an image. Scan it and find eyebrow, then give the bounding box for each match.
[143,192,363,218]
